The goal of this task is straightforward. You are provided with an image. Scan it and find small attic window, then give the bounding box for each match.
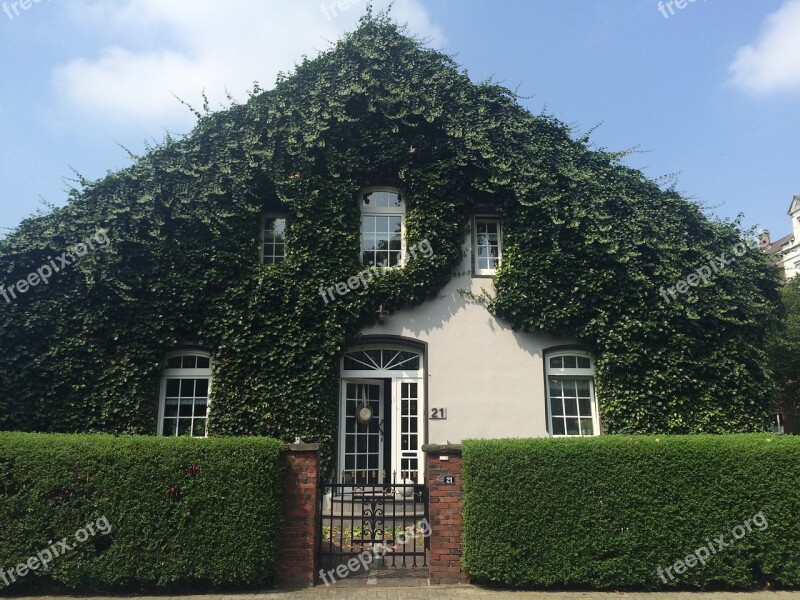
[261,214,287,264]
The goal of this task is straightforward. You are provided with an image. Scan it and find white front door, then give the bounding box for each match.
[339,380,384,486]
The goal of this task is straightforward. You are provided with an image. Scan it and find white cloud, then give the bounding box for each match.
[52,0,444,127]
[729,0,800,94]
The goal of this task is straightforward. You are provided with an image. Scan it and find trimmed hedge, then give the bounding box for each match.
[0,433,285,593]
[462,435,800,590]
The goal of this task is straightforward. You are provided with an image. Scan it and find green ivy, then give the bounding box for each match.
[0,12,782,465]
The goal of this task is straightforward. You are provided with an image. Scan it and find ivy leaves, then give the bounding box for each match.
[0,13,783,457]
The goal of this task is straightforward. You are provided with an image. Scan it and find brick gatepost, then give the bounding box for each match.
[423,443,468,585]
[275,442,320,587]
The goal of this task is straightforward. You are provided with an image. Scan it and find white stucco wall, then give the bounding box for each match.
[358,237,581,444]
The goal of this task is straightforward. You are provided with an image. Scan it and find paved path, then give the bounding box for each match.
[13,590,800,600]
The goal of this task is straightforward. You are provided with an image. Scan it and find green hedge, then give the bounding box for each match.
[462,435,800,590]
[0,433,285,593]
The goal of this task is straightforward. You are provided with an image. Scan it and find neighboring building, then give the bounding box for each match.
[759,195,800,279]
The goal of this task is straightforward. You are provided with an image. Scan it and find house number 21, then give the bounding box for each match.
[430,408,447,419]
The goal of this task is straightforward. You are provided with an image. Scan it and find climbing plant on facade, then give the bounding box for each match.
[0,11,782,459]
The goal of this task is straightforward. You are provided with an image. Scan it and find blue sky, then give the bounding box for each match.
[1,0,798,240]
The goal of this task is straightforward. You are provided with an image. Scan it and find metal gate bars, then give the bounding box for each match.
[318,472,429,576]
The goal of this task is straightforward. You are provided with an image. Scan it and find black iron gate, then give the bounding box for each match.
[319,472,429,577]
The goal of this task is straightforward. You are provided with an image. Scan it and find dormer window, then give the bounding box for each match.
[473,216,502,275]
[361,188,404,268]
[262,215,287,264]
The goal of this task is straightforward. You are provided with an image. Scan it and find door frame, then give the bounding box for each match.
[390,377,424,482]
[339,342,427,484]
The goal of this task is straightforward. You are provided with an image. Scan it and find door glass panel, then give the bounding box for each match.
[342,382,383,485]
[399,381,421,481]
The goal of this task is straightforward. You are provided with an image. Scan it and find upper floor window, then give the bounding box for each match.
[474,217,501,275]
[545,351,598,437]
[262,215,287,264]
[361,188,404,268]
[158,352,211,437]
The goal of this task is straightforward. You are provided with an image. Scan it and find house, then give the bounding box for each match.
[0,16,780,482]
[759,195,800,279]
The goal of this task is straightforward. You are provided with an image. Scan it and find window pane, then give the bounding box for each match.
[162,418,177,436]
[196,356,210,369]
[552,419,565,435]
[563,356,577,369]
[566,418,580,436]
[580,419,594,436]
[363,191,401,208]
[549,378,562,397]
[576,379,591,397]
[195,378,209,397]
[550,357,563,369]
[192,418,206,437]
[194,400,208,417]
[579,397,592,416]
[577,356,590,369]
[550,397,563,416]
[176,419,192,436]
[164,398,179,417]
[565,398,578,416]
[165,379,180,397]
[179,400,194,417]
[180,379,195,397]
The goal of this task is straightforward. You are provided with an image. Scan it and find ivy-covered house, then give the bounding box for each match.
[0,14,782,482]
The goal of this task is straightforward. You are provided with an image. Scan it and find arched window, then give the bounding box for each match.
[157,352,212,437]
[360,187,405,268]
[545,351,598,437]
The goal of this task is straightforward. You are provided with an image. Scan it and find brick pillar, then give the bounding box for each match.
[424,443,468,585]
[275,442,320,587]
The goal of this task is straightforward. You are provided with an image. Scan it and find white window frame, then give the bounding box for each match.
[261,214,287,264]
[157,351,212,438]
[360,187,406,268]
[473,216,502,275]
[545,350,599,437]
[772,412,785,434]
